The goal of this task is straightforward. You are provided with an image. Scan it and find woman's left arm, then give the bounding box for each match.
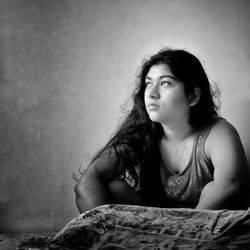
[196,119,249,210]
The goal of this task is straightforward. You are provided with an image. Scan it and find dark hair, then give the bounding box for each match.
[81,48,219,191]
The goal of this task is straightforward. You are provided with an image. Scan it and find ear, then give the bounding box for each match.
[188,87,201,107]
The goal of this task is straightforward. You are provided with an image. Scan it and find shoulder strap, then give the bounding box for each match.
[196,116,225,164]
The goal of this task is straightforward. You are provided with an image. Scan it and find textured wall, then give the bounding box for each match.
[0,0,250,232]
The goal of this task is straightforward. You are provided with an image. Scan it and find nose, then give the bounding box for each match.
[149,84,160,99]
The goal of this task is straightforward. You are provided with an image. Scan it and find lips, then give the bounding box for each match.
[147,103,160,110]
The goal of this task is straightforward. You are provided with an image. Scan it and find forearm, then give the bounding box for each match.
[196,181,241,210]
[75,175,110,213]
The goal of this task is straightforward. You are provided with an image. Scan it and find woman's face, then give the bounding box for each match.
[144,64,191,125]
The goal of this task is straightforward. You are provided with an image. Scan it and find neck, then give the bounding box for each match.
[161,119,195,142]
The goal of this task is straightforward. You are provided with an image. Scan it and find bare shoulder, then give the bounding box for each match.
[205,118,245,159]
[209,118,240,140]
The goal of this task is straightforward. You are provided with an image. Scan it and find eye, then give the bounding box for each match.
[161,81,171,86]
[145,81,152,87]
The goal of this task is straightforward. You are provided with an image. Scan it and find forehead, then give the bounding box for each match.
[146,64,174,78]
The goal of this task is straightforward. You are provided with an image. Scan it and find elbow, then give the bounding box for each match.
[74,181,83,198]
[74,179,88,213]
[74,172,91,198]
[74,168,92,197]
[74,170,89,202]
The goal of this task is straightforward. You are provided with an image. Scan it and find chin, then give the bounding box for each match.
[148,115,163,123]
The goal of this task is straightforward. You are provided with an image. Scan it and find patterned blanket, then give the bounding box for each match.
[1,205,250,249]
[48,204,250,250]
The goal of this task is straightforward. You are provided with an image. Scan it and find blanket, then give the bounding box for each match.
[2,205,250,249]
[48,204,250,250]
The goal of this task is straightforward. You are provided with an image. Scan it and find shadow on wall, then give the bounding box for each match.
[243,99,250,174]
[238,99,250,205]
[0,201,15,233]
[0,60,13,232]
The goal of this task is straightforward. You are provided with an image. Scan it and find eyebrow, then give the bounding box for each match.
[145,75,177,80]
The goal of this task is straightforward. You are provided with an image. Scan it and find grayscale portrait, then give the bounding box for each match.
[0,0,250,249]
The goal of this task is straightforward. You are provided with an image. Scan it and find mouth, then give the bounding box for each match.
[147,103,160,110]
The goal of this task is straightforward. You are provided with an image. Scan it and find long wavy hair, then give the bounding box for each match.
[81,48,219,192]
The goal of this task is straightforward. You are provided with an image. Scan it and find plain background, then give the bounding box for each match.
[0,0,250,232]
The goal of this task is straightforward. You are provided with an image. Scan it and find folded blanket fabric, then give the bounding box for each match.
[47,204,250,250]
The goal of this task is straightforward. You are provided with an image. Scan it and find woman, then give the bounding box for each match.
[74,48,249,213]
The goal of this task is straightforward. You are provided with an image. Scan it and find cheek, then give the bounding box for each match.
[173,90,189,105]
[175,95,188,107]
[162,94,189,113]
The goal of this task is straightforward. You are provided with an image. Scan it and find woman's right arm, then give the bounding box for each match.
[74,151,124,213]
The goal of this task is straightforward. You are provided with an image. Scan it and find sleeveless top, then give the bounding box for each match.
[159,117,222,208]
[118,116,223,208]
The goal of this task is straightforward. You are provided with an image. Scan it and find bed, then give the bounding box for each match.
[1,204,250,249]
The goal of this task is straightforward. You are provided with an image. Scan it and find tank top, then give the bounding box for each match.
[160,117,222,208]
